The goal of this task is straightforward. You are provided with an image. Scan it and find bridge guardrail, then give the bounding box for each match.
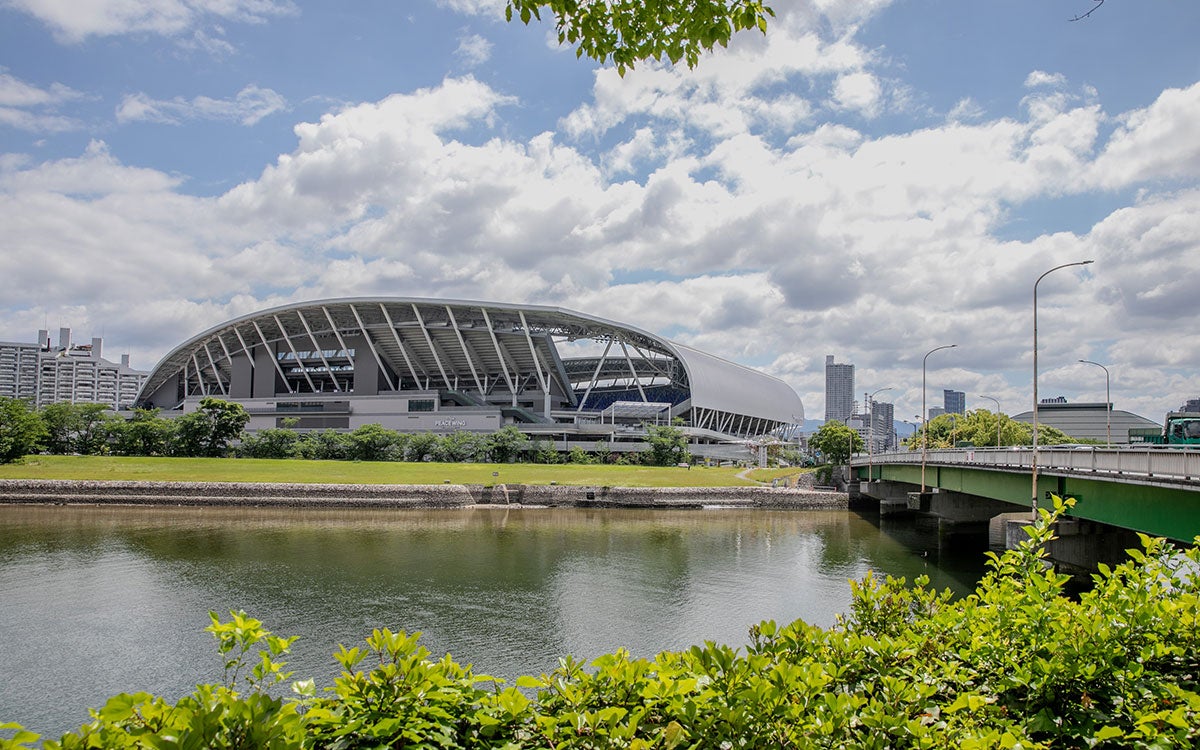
[853,447,1200,483]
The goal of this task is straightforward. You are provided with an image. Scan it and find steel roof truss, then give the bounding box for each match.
[619,341,649,402]
[189,353,207,396]
[518,311,549,393]
[251,320,294,395]
[349,305,396,392]
[231,327,256,377]
[447,306,484,394]
[412,304,452,390]
[576,337,613,413]
[321,306,359,391]
[201,342,228,396]
[379,304,425,389]
[481,308,518,401]
[274,314,318,393]
[296,309,340,392]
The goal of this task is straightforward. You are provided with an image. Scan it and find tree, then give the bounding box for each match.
[567,446,594,464]
[434,430,485,462]
[344,423,404,461]
[238,427,302,459]
[506,0,774,75]
[108,408,177,456]
[809,420,863,465]
[905,410,1079,450]
[74,403,118,455]
[39,402,81,454]
[485,425,528,463]
[533,440,561,464]
[0,397,46,463]
[174,397,250,457]
[644,423,690,466]
[296,429,351,461]
[405,432,440,463]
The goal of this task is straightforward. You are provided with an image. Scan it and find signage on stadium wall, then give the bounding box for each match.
[434,418,468,428]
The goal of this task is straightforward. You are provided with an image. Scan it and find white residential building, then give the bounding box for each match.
[0,328,148,409]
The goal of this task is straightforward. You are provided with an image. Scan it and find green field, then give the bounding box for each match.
[0,455,807,488]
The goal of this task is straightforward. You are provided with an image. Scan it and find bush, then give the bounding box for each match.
[238,428,302,459]
[7,498,1198,749]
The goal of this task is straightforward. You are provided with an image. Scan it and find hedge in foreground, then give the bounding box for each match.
[3,497,1198,749]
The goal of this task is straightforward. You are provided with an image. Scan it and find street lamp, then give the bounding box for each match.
[1032,260,1094,517]
[866,386,893,481]
[980,395,1002,447]
[1078,359,1111,447]
[921,344,957,493]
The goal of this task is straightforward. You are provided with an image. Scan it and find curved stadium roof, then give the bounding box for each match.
[138,298,803,438]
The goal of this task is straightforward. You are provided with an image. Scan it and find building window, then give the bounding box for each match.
[408,399,435,413]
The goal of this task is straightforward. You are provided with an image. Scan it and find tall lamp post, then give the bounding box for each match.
[866,386,893,481]
[921,344,957,493]
[1079,359,1111,447]
[1032,260,1094,517]
[980,395,1002,447]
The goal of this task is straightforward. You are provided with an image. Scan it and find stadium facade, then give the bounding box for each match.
[136,298,804,455]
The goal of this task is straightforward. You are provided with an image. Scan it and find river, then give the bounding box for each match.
[0,504,988,738]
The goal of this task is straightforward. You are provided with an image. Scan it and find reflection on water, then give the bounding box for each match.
[0,504,987,737]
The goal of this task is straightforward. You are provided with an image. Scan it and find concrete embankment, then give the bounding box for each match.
[0,479,846,510]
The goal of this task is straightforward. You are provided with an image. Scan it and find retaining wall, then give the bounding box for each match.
[0,479,846,510]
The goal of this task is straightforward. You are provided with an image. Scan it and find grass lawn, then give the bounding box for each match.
[0,455,811,488]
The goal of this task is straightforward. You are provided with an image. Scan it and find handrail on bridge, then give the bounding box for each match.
[851,446,1200,483]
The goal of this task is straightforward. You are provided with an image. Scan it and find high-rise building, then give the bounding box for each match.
[0,328,148,410]
[1180,398,1200,413]
[824,355,855,423]
[944,389,966,415]
[928,406,946,420]
[871,400,895,450]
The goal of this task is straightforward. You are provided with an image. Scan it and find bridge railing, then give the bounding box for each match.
[855,447,1200,482]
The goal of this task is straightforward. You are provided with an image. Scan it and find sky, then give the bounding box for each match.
[2,0,1199,428]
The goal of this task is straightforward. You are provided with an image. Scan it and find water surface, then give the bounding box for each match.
[0,504,986,737]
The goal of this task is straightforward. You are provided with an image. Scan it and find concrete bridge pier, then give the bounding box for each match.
[994,515,1141,576]
[907,488,1017,545]
[856,479,914,517]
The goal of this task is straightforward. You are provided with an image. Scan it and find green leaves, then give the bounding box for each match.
[504,1,775,76]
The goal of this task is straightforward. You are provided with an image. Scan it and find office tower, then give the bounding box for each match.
[944,389,965,415]
[824,355,855,423]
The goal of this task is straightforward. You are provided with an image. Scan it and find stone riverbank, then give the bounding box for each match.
[0,479,846,510]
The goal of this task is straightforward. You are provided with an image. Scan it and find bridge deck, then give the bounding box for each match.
[851,447,1200,542]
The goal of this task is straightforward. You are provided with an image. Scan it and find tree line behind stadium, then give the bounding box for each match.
[0,396,710,466]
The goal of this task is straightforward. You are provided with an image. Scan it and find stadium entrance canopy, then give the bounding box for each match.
[137,298,803,441]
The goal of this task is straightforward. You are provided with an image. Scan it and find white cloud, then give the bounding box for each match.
[0,72,82,107]
[1089,80,1200,189]
[0,72,84,132]
[948,97,984,122]
[5,0,295,43]
[435,0,506,16]
[830,71,882,118]
[116,85,288,126]
[454,32,493,67]
[4,46,1200,421]
[1025,70,1067,89]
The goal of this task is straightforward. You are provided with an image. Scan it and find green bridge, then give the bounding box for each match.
[850,447,1200,545]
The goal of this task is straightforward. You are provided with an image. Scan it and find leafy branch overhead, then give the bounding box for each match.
[505,0,775,75]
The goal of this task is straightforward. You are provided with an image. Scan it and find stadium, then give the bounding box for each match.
[137,298,804,459]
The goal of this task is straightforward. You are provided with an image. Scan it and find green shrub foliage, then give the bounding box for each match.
[4,497,1198,749]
